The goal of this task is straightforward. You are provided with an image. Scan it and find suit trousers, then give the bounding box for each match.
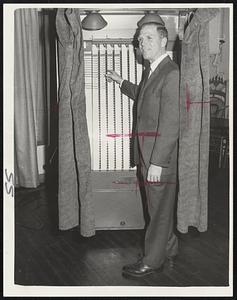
[139,159,178,268]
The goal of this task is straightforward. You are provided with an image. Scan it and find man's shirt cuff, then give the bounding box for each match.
[119,79,124,88]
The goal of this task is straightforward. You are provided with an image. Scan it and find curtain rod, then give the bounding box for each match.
[40,8,189,16]
[80,10,188,15]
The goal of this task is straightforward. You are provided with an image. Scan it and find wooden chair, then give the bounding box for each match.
[209,76,229,168]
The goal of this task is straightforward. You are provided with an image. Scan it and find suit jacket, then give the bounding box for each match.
[121,56,180,174]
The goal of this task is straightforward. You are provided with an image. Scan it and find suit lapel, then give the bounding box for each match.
[143,56,171,91]
[137,56,171,113]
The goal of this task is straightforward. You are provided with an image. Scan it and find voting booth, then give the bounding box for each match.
[82,13,176,229]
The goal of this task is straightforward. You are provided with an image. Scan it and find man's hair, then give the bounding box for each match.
[157,26,168,40]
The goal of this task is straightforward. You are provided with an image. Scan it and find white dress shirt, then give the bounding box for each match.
[148,53,169,78]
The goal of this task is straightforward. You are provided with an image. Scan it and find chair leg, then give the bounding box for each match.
[218,138,223,168]
[219,137,227,169]
[223,138,228,168]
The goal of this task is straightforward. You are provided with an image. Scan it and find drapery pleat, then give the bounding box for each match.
[56,8,95,237]
[14,9,41,187]
[177,8,220,233]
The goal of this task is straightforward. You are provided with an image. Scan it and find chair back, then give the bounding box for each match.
[209,76,227,119]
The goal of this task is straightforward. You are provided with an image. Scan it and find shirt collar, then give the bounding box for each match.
[150,53,169,73]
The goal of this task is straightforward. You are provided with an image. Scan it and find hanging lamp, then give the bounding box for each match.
[82,11,107,30]
[137,11,165,28]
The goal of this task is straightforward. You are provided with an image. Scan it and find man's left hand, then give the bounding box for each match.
[147,164,162,183]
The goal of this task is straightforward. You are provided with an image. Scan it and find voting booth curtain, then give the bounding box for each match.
[177,8,220,233]
[56,8,95,237]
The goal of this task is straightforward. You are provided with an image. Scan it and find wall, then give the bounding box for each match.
[82,14,179,51]
[209,8,230,119]
[82,14,179,38]
[209,8,230,80]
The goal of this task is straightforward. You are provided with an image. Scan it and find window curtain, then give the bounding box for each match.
[177,8,220,233]
[14,8,52,188]
[56,8,95,237]
[14,8,46,188]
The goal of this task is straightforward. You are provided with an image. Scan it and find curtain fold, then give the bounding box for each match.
[37,12,48,146]
[14,9,41,188]
[177,8,220,233]
[56,8,95,237]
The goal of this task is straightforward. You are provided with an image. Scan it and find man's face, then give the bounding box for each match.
[138,24,165,63]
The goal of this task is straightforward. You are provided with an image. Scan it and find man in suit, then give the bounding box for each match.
[106,15,180,277]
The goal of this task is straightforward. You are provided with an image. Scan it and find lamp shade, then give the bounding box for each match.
[137,12,165,28]
[82,11,107,30]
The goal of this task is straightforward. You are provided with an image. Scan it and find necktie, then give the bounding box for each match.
[143,67,151,86]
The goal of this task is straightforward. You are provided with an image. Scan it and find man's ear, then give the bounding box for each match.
[161,37,168,48]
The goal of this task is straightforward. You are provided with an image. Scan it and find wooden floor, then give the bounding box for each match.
[14,161,229,286]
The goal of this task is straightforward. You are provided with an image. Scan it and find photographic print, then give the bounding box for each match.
[3,2,233,297]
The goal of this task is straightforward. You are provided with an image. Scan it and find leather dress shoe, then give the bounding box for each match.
[122,260,164,277]
[122,257,143,271]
